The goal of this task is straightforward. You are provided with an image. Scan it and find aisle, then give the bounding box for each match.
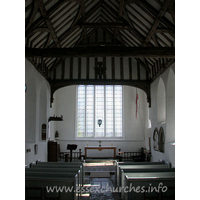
[81,160,121,200]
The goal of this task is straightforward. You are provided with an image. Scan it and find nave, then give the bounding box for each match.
[25,159,175,200]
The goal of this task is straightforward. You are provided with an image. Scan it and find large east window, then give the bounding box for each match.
[77,85,123,138]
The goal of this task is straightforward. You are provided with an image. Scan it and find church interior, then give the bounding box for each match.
[24,0,176,199]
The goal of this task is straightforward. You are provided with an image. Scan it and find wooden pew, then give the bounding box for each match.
[26,167,82,187]
[116,162,170,186]
[37,161,83,165]
[122,172,175,200]
[25,175,79,200]
[31,164,84,187]
[26,163,82,200]
[120,168,175,199]
[116,161,165,180]
[35,161,85,183]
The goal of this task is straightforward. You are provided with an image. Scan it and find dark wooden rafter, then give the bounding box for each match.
[78,22,130,28]
[129,58,132,80]
[139,1,174,32]
[53,4,79,34]
[26,0,39,29]
[76,28,98,47]
[103,57,106,79]
[36,0,61,48]
[86,57,90,79]
[137,60,141,80]
[112,57,115,80]
[152,34,159,47]
[61,61,65,80]
[152,58,174,82]
[25,0,175,103]
[70,57,73,79]
[102,1,135,31]
[77,8,102,46]
[95,57,98,79]
[136,59,151,74]
[118,0,125,19]
[126,5,150,34]
[70,5,82,27]
[122,0,174,79]
[43,33,52,48]
[113,0,125,41]
[125,0,174,32]
[26,47,175,58]
[120,57,124,80]
[168,1,175,23]
[80,0,86,40]
[143,0,173,45]
[78,57,81,79]
[103,29,154,77]
[101,6,116,23]
[50,0,104,48]
[155,28,175,37]
[26,1,66,37]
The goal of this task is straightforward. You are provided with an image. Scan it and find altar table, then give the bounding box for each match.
[84,146,116,159]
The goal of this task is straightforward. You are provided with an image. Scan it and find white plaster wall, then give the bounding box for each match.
[51,85,148,156]
[149,64,175,166]
[25,59,51,166]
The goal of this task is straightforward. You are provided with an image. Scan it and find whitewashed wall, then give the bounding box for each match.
[25,59,51,166]
[50,85,148,156]
[148,64,175,166]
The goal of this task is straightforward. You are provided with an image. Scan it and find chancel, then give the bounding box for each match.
[25,0,175,199]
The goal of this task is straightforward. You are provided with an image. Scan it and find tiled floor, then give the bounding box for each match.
[81,160,121,200]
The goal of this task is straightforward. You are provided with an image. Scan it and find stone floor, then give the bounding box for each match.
[80,160,121,200]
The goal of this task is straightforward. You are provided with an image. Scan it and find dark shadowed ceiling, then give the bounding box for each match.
[25,0,175,106]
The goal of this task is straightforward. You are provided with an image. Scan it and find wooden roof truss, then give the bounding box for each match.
[25,0,175,106]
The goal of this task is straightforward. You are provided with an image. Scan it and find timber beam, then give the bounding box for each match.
[26,47,175,58]
[78,22,130,29]
[49,79,151,107]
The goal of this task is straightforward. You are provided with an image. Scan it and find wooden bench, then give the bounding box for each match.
[116,162,169,186]
[26,163,82,200]
[35,161,85,182]
[25,175,79,200]
[37,161,83,165]
[120,168,175,199]
[26,170,81,187]
[122,172,175,200]
[31,164,84,186]
[26,167,82,186]
[118,164,170,187]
